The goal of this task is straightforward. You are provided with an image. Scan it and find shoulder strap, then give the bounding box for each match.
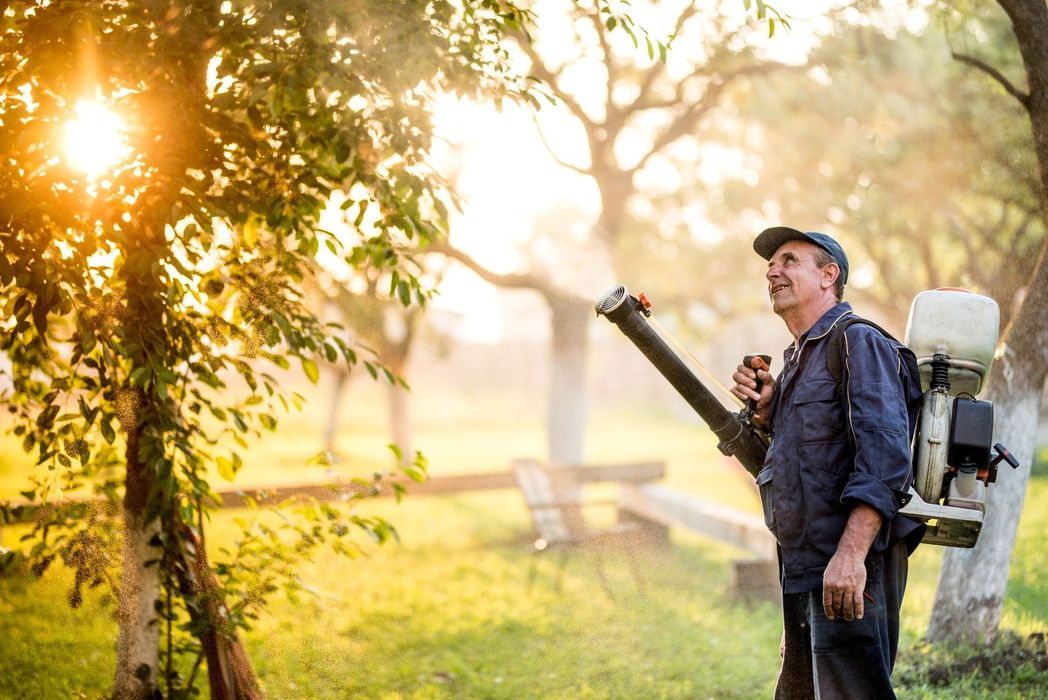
[825,316,897,389]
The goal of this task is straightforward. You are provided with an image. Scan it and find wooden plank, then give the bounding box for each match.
[617,483,776,560]
[1,462,663,523]
[568,461,666,484]
[204,472,521,508]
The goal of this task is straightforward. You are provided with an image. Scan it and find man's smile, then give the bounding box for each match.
[770,282,790,297]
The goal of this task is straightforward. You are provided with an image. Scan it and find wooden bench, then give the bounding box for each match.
[617,482,779,603]
[510,459,661,596]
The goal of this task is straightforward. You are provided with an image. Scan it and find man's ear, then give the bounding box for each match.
[822,263,840,290]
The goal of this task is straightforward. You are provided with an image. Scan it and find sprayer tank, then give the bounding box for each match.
[903,288,999,396]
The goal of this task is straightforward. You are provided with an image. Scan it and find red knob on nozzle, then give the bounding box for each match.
[638,292,652,309]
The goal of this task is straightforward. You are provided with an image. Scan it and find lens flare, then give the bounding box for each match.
[64,100,129,178]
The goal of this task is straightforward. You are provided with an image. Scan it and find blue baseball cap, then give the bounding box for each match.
[754,226,849,285]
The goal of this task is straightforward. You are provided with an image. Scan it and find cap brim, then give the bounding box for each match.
[754,226,808,260]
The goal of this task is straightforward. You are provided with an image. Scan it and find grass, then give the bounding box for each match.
[1,377,1047,698]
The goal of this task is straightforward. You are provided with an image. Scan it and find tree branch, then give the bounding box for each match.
[629,61,804,174]
[588,6,617,108]
[528,109,591,176]
[952,52,1030,107]
[514,33,597,132]
[427,240,556,296]
[623,3,700,116]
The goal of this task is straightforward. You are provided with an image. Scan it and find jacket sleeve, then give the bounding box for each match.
[839,325,914,520]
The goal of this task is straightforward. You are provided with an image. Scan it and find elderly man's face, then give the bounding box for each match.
[765,240,835,316]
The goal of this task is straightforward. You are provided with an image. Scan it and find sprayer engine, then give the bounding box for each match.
[900,289,1018,547]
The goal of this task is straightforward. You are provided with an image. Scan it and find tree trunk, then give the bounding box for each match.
[323,367,350,455]
[926,373,1042,643]
[387,377,413,463]
[113,421,161,699]
[170,519,263,700]
[928,0,1048,644]
[547,294,591,466]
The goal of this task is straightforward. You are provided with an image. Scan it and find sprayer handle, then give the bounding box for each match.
[991,443,1019,470]
[743,354,773,412]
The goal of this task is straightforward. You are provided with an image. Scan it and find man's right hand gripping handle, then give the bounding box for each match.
[732,354,774,426]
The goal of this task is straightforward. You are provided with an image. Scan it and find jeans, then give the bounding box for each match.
[775,541,908,699]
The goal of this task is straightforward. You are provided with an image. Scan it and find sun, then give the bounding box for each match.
[64,100,130,178]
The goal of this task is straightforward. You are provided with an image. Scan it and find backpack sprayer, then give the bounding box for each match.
[595,285,1019,548]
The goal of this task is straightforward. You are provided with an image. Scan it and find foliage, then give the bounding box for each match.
[717,6,1041,328]
[0,0,535,694]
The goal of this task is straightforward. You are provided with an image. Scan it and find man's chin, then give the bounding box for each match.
[771,297,794,317]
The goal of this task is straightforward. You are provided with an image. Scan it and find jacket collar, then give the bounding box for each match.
[801,301,854,343]
[784,301,854,361]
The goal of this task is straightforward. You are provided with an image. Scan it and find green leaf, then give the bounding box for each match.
[216,456,239,481]
[402,464,426,484]
[307,451,337,466]
[36,405,60,430]
[130,366,150,387]
[100,417,116,445]
[301,357,320,384]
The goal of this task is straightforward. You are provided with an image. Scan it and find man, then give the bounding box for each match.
[730,227,923,699]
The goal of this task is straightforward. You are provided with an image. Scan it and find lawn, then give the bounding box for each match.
[1,377,1047,698]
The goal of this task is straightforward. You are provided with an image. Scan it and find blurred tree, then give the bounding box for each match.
[438,0,800,464]
[0,0,531,697]
[719,12,1040,328]
[309,256,446,462]
[925,0,1048,645]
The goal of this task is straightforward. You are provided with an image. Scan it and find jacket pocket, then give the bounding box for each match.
[798,440,850,496]
[793,378,844,442]
[756,464,778,540]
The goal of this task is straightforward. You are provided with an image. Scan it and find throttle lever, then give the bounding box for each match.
[742,353,772,413]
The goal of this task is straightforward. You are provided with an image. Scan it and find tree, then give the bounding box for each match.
[0,1,531,696]
[439,0,798,464]
[925,0,1048,644]
[718,13,1040,330]
[309,254,438,461]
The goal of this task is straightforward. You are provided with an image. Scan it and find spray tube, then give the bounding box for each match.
[595,285,768,477]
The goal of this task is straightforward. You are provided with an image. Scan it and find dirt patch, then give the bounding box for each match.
[897,631,1048,689]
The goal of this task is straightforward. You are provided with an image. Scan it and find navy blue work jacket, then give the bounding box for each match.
[757,302,923,594]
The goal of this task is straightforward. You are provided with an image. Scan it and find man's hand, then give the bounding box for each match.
[822,548,868,621]
[822,504,882,621]
[730,364,775,424]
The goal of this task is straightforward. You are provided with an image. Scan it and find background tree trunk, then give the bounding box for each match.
[387,360,413,463]
[547,295,591,466]
[324,367,350,456]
